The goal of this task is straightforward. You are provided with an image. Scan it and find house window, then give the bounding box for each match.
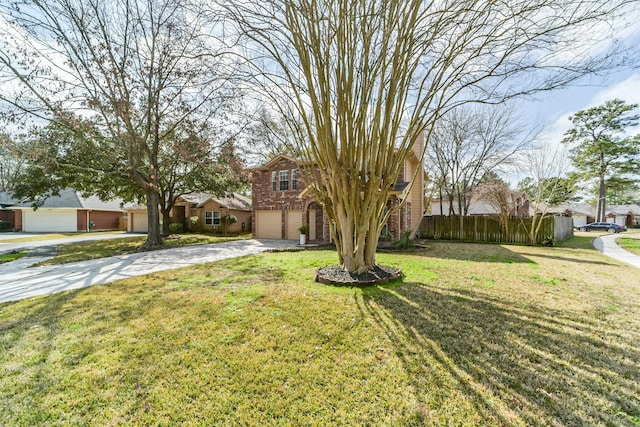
[279,170,289,191]
[271,171,277,191]
[205,211,221,226]
[291,169,297,190]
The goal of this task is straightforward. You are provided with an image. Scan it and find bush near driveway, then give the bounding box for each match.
[1,238,639,425]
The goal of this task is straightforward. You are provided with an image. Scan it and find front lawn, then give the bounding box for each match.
[1,237,639,425]
[618,236,640,256]
[34,232,252,266]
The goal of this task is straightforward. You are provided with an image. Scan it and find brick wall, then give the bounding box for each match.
[252,157,307,238]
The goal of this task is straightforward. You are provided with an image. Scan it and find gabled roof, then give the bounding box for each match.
[246,154,299,172]
[7,188,124,211]
[181,192,252,212]
[607,204,640,215]
[537,202,595,216]
[0,191,21,208]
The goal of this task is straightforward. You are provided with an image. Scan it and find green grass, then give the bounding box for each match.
[0,251,27,264]
[34,233,252,266]
[618,236,640,256]
[1,237,639,425]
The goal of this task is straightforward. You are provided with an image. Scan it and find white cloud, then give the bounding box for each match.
[591,73,640,106]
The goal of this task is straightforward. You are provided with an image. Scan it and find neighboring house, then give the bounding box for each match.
[430,187,529,217]
[0,188,124,232]
[126,192,252,234]
[606,204,640,228]
[249,140,425,242]
[535,202,595,227]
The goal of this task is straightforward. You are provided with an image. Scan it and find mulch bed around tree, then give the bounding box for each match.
[315,264,402,286]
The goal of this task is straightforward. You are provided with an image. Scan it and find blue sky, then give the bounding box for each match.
[525,69,640,146]
[521,21,640,147]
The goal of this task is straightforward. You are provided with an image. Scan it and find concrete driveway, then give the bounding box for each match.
[0,231,138,255]
[0,239,294,303]
[593,232,640,269]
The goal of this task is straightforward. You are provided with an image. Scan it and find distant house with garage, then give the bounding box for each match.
[606,204,640,228]
[529,202,595,228]
[249,139,425,242]
[0,188,124,232]
[126,192,252,234]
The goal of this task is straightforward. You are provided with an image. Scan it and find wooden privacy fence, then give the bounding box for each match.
[418,215,574,244]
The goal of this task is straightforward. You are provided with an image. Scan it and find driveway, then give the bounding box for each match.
[0,239,294,303]
[0,231,138,255]
[593,232,640,269]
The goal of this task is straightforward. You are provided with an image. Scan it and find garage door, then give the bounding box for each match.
[131,212,149,233]
[285,210,302,240]
[255,210,282,239]
[22,209,77,232]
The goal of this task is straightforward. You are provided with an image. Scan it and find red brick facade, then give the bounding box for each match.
[251,154,423,242]
[77,210,123,231]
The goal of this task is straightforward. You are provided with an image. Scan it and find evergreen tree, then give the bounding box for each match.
[562,99,640,221]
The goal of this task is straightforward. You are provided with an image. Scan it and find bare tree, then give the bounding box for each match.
[0,0,235,249]
[475,183,528,241]
[426,105,533,216]
[224,0,628,273]
[518,143,574,244]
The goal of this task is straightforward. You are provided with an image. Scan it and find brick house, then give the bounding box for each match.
[250,139,425,242]
[126,192,252,234]
[0,188,124,232]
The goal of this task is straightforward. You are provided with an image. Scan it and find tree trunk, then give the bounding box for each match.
[597,175,606,222]
[161,205,171,236]
[141,190,164,249]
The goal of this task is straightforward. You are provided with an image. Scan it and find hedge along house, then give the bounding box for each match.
[0,188,124,232]
[126,192,252,234]
[249,137,426,243]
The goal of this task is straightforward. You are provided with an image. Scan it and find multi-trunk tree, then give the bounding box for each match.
[225,0,633,273]
[426,106,531,217]
[0,0,238,249]
[562,99,640,222]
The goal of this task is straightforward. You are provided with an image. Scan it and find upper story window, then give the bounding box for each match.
[291,169,297,190]
[271,171,277,191]
[279,170,289,191]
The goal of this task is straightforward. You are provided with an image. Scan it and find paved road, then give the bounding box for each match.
[0,239,294,303]
[593,233,640,269]
[0,231,138,255]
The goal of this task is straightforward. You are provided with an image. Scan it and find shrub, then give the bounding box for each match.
[169,223,184,234]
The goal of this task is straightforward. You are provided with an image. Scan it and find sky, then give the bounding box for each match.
[524,69,640,147]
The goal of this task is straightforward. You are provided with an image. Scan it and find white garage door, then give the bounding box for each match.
[22,209,77,232]
[131,212,149,233]
[255,210,282,239]
[572,216,587,227]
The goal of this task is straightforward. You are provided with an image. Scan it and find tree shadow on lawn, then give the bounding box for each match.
[360,283,640,426]
[410,241,535,264]
[514,251,617,267]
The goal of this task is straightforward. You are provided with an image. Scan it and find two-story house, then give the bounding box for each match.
[250,138,426,242]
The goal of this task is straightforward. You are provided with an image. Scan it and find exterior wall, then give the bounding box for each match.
[77,210,88,231]
[252,153,422,242]
[199,199,251,233]
[14,210,22,231]
[252,156,307,240]
[90,210,122,230]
